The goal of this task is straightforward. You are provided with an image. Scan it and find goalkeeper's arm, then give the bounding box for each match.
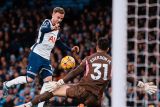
[45,63,85,92]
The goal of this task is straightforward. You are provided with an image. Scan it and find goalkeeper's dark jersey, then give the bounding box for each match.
[64,52,112,97]
[78,52,112,97]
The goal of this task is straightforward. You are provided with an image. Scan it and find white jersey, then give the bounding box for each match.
[31,19,59,60]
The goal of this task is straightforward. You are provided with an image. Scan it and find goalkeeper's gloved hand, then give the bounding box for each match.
[137,81,158,95]
[45,79,65,92]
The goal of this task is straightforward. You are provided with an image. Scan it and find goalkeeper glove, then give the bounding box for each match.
[137,81,157,95]
[45,79,65,92]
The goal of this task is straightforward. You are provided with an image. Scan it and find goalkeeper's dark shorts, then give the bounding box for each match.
[66,85,101,107]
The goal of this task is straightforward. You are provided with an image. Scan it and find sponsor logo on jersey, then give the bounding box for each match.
[48,36,56,43]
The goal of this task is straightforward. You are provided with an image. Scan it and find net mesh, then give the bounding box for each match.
[127,0,160,106]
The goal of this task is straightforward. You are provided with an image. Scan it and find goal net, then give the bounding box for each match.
[127,0,160,107]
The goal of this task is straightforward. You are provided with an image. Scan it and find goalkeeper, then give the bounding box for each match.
[16,37,157,107]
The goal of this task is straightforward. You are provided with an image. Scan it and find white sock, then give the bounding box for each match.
[37,83,48,107]
[6,76,27,88]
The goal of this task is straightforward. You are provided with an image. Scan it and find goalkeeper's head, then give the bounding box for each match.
[96,37,109,52]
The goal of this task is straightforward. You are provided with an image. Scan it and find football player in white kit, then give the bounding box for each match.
[2,7,79,107]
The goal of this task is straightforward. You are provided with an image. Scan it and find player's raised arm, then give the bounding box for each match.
[55,35,79,53]
[55,38,72,51]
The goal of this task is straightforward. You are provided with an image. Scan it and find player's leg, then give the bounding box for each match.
[38,61,54,107]
[48,85,99,106]
[16,84,98,107]
[3,76,29,97]
[3,52,41,97]
[33,85,99,107]
[35,85,70,104]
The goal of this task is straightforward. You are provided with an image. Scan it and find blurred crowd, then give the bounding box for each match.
[0,0,112,106]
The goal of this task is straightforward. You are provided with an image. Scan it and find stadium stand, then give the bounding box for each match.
[0,0,112,106]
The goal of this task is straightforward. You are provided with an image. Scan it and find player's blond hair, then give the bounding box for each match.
[53,7,65,14]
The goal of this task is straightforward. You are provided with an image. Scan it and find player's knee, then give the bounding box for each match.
[26,77,34,83]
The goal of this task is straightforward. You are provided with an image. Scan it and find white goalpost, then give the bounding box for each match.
[112,0,127,107]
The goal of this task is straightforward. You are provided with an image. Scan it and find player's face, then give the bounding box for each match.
[52,12,64,25]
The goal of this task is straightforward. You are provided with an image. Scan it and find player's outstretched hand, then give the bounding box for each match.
[45,79,65,92]
[137,81,158,95]
[71,46,79,53]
